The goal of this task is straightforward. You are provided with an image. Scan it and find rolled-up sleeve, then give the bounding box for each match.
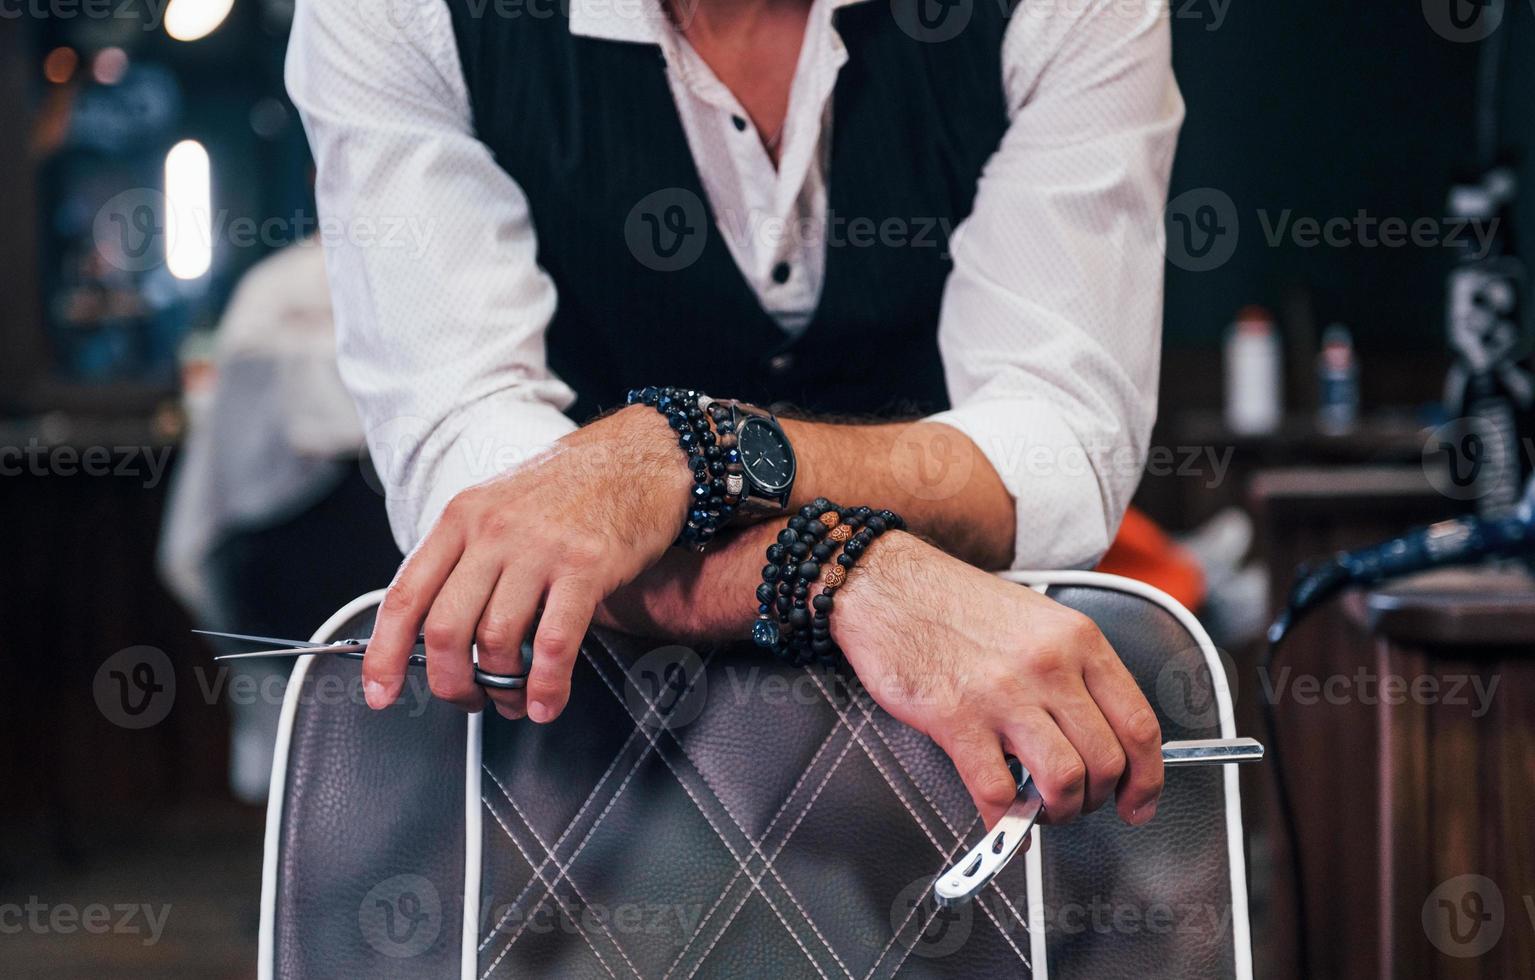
[287,0,576,552]
[927,0,1183,570]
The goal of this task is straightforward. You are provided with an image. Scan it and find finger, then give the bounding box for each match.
[1084,648,1165,825]
[366,526,464,708]
[422,555,502,712]
[1046,681,1125,816]
[1004,707,1086,825]
[525,575,598,724]
[477,572,540,720]
[938,727,1019,829]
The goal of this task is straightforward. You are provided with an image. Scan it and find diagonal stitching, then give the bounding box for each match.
[479,792,623,980]
[485,772,648,980]
[812,677,1033,970]
[478,645,715,966]
[476,654,669,949]
[583,647,853,980]
[659,706,858,979]
[476,724,644,950]
[675,717,874,980]
[863,845,977,980]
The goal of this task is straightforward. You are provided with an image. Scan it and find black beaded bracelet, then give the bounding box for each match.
[626,386,743,550]
[751,498,839,655]
[752,501,905,668]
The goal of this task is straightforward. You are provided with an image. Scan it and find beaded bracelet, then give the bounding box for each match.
[626,386,743,550]
[753,501,905,667]
[752,499,839,654]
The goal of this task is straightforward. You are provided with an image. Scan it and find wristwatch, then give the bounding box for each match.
[718,400,796,517]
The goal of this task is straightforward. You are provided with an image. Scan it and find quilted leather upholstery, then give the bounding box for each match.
[271,580,1244,979]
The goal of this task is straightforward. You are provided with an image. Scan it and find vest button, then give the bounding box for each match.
[771,262,791,284]
[731,115,748,132]
[767,353,795,375]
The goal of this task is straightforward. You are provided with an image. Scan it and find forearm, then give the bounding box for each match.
[596,513,929,653]
[780,418,1015,569]
[596,521,778,643]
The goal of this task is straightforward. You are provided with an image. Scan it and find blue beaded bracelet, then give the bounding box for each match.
[627,386,739,551]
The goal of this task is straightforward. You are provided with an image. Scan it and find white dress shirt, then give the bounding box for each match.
[287,0,1183,568]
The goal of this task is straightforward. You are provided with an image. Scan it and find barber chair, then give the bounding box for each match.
[258,572,1252,978]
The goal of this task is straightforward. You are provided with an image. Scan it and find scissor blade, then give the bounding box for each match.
[214,644,366,661]
[194,629,323,649]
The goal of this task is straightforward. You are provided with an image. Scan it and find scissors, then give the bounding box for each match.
[932,737,1265,908]
[196,629,530,690]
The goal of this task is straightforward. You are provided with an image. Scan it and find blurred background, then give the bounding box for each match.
[2,2,1534,977]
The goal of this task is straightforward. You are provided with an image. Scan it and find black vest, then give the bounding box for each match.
[444,0,1011,423]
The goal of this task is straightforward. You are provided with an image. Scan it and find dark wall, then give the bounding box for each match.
[1164,2,1524,354]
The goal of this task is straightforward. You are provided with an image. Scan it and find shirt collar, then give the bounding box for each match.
[569,0,873,45]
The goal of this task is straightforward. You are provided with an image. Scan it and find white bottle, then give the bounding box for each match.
[1224,306,1283,435]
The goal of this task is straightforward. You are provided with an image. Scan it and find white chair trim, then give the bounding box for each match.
[259,571,1252,980]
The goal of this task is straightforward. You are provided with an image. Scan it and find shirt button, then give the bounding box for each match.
[767,353,795,375]
[771,262,791,285]
[731,115,747,132]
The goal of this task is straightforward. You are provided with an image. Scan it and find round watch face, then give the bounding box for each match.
[736,416,795,493]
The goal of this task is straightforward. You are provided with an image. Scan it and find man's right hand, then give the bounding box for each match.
[831,533,1165,830]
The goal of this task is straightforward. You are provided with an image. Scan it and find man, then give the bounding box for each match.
[288,0,1182,830]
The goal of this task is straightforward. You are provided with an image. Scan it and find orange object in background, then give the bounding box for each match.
[1095,507,1207,611]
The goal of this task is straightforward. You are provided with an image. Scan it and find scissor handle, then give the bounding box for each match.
[333,648,529,690]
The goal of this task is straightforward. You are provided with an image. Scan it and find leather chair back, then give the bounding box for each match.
[258,571,1252,979]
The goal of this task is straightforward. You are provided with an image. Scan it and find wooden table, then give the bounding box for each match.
[1354,567,1535,978]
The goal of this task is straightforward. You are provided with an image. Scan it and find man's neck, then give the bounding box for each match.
[666,0,808,39]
